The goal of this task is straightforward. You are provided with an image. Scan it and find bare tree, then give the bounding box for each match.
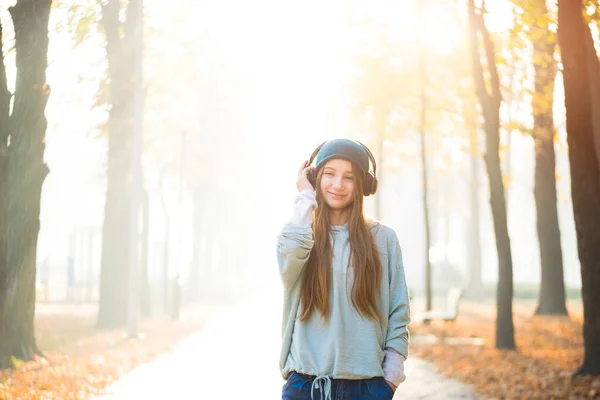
[525,0,568,315]
[0,0,52,368]
[96,0,142,329]
[468,0,516,349]
[557,0,600,376]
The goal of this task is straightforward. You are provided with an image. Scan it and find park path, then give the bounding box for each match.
[96,288,476,399]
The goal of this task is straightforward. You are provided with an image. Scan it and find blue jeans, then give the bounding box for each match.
[282,371,395,400]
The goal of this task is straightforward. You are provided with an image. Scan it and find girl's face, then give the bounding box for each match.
[319,159,355,210]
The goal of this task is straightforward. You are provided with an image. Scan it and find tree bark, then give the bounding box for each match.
[529,1,568,316]
[420,103,432,311]
[468,0,516,350]
[587,9,600,192]
[96,0,140,329]
[557,0,600,376]
[0,0,52,368]
[591,23,600,178]
[140,188,150,317]
[189,187,204,302]
[374,126,384,221]
[464,99,483,299]
[417,0,433,311]
[159,169,171,313]
[0,21,10,302]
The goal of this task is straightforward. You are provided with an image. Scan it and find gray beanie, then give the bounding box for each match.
[314,139,369,176]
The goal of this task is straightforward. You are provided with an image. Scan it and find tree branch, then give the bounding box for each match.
[480,5,502,107]
[468,0,491,108]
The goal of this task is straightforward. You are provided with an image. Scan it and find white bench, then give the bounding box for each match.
[417,287,464,324]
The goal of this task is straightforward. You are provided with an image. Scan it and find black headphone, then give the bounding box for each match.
[307,140,379,197]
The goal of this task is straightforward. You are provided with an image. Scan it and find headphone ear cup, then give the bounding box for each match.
[370,175,378,195]
[363,173,373,196]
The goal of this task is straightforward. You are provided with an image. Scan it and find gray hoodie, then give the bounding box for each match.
[277,189,410,397]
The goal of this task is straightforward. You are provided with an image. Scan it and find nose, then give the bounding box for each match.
[332,176,344,189]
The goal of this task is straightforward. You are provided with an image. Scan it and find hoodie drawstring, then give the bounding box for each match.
[310,375,332,400]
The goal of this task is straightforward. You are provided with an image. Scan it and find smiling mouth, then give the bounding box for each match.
[328,192,346,199]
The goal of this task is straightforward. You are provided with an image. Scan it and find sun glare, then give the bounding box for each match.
[349,0,514,53]
[38,0,519,275]
[484,0,515,33]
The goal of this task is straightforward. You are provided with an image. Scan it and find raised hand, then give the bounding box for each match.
[297,160,316,193]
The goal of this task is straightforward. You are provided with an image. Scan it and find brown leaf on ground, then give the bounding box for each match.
[410,299,600,399]
[0,305,211,399]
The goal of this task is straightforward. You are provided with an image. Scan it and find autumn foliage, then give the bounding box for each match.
[0,307,204,399]
[410,299,600,399]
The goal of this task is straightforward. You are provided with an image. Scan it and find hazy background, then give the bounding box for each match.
[30,0,580,310]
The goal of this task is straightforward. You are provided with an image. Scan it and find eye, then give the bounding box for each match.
[324,172,333,176]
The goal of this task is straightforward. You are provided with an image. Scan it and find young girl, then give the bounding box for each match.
[277,138,411,400]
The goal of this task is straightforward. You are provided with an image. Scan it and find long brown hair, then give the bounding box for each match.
[298,163,383,322]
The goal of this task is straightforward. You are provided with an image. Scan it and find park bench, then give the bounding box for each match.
[416,287,464,325]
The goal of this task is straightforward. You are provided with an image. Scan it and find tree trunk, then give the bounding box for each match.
[591,25,600,176]
[421,125,432,311]
[159,170,171,313]
[0,0,52,368]
[140,188,150,317]
[529,1,568,316]
[464,100,483,299]
[189,187,204,301]
[0,21,10,303]
[375,128,384,221]
[557,0,600,376]
[96,0,140,329]
[418,0,433,311]
[468,0,516,350]
[587,11,600,192]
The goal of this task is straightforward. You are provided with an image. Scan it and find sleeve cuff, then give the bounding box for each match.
[382,347,406,386]
[290,189,317,228]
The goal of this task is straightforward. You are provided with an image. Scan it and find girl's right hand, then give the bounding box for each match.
[297,160,315,193]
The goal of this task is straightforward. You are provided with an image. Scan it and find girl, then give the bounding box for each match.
[277,138,411,400]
